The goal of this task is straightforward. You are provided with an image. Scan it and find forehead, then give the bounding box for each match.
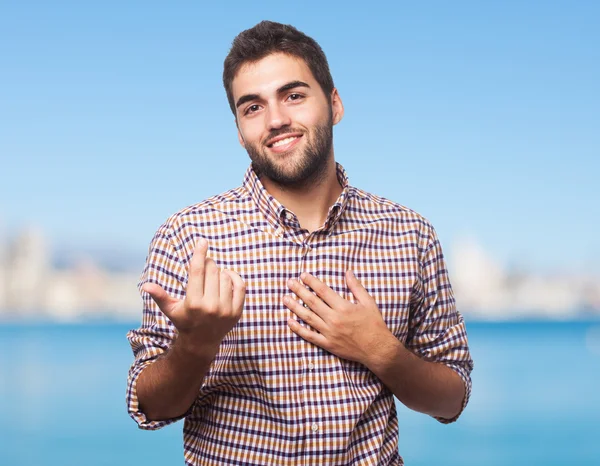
[231,53,317,99]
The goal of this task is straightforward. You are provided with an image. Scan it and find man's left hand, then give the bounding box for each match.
[283,271,394,366]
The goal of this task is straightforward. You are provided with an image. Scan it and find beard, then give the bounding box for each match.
[244,112,333,189]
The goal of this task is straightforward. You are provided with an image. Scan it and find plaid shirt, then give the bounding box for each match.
[127,162,473,465]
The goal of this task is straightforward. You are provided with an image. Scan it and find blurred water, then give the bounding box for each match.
[0,320,599,465]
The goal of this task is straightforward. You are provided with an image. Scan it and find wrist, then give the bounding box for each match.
[174,333,220,360]
[363,330,405,373]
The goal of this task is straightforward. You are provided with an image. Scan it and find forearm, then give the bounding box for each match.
[364,333,465,420]
[136,335,218,421]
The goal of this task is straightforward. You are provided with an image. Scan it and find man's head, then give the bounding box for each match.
[223,21,343,188]
[223,21,335,116]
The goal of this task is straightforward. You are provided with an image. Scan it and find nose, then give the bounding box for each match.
[266,102,291,130]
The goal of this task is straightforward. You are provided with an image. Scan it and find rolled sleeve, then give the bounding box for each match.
[126,226,189,430]
[407,225,474,424]
[435,361,473,424]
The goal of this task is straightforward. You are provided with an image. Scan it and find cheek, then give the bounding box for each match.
[239,121,265,145]
[296,105,330,128]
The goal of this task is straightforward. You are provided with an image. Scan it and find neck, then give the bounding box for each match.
[260,157,343,233]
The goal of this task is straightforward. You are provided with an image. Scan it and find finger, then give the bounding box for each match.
[288,318,329,350]
[288,278,329,318]
[142,282,179,319]
[219,269,233,313]
[187,238,209,298]
[283,295,326,332]
[224,269,246,315]
[299,273,346,309]
[345,270,372,304]
[203,258,220,308]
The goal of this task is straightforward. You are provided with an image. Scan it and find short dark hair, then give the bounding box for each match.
[223,21,335,115]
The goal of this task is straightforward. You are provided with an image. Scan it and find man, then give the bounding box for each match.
[127,20,473,465]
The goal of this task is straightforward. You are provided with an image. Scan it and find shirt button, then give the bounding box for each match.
[308,362,315,370]
[311,423,319,433]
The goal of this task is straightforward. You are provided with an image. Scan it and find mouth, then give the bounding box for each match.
[266,134,303,153]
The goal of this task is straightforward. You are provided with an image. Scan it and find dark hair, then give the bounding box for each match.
[223,21,335,115]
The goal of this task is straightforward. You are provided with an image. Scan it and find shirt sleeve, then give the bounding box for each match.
[126,226,189,430]
[406,224,474,424]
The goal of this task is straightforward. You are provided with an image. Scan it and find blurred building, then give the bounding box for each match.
[4,228,50,316]
[449,237,600,320]
[0,232,6,309]
[0,228,141,321]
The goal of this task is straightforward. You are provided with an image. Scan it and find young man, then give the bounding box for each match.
[127,21,473,465]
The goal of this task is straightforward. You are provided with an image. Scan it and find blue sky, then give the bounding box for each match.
[1,1,598,274]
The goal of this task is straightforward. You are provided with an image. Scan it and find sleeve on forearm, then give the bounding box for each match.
[126,227,189,430]
[407,225,474,424]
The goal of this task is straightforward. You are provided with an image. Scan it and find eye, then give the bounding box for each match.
[245,104,261,115]
[288,93,303,101]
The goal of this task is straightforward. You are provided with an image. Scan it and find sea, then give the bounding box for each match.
[1,319,599,466]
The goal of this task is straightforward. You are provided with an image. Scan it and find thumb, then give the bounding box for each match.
[345,270,372,304]
[142,282,179,319]
[223,269,246,314]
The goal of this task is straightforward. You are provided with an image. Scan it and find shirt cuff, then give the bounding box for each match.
[126,360,188,430]
[433,362,472,424]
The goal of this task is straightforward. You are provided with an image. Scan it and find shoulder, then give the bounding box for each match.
[347,186,446,265]
[348,186,436,236]
[154,185,250,240]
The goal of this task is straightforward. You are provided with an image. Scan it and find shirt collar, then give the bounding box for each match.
[242,162,352,233]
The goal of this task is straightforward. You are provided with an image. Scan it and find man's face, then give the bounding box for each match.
[232,53,343,187]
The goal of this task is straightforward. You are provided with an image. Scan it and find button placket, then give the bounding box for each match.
[302,242,324,440]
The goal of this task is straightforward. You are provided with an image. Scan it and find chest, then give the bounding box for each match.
[206,226,421,341]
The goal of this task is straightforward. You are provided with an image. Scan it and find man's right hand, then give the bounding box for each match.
[142,238,246,354]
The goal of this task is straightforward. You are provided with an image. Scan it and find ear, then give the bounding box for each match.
[331,88,344,125]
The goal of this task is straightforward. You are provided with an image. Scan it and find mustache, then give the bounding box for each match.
[262,128,304,146]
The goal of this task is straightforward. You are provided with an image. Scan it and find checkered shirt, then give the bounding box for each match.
[126,162,473,465]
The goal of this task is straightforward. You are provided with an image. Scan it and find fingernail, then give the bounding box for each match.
[199,238,207,247]
[300,273,307,281]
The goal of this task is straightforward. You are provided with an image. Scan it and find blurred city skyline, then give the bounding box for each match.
[1,2,599,279]
[1,225,597,322]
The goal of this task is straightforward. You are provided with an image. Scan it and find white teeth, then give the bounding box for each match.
[272,136,297,147]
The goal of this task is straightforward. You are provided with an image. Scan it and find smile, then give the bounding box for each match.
[267,135,303,153]
[272,136,298,147]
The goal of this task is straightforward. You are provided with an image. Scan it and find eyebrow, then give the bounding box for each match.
[235,80,311,109]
